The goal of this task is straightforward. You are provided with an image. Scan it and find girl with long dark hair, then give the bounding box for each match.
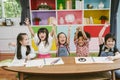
[14,33,36,60]
[25,18,55,58]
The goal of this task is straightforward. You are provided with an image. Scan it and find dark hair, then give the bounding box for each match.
[104,33,116,44]
[37,28,49,46]
[17,33,31,59]
[77,31,91,39]
[57,32,67,45]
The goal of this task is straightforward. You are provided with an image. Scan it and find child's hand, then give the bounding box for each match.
[8,42,16,47]
[107,56,114,60]
[24,18,30,26]
[68,25,71,30]
[50,17,57,26]
[76,27,79,31]
[104,22,109,28]
[26,55,31,61]
[78,26,83,31]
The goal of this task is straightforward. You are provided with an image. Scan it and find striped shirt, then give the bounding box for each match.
[74,39,89,57]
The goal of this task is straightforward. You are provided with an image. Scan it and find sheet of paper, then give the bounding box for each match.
[92,57,113,63]
[75,57,114,64]
[0,59,13,67]
[26,59,44,67]
[8,59,25,67]
[75,57,93,64]
[44,57,64,65]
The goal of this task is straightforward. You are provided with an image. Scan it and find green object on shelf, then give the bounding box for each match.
[59,3,63,10]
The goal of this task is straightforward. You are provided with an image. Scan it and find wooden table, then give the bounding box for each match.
[3,57,120,80]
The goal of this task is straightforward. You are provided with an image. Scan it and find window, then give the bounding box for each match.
[0,0,21,18]
[0,2,2,18]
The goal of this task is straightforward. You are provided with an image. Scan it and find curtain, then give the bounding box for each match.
[110,0,120,38]
[19,0,30,25]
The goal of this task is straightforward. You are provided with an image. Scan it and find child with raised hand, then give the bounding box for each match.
[10,33,36,60]
[25,18,55,58]
[54,25,71,57]
[74,26,91,57]
[98,22,120,79]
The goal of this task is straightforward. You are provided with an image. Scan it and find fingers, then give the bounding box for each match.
[24,18,30,25]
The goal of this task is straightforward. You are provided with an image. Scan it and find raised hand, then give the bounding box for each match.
[104,22,109,28]
[78,26,83,31]
[24,18,30,26]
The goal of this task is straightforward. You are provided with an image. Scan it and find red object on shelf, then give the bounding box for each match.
[34,21,39,25]
[101,20,106,24]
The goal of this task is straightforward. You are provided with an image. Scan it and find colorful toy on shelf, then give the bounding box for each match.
[48,17,57,25]
[66,0,72,9]
[75,0,83,9]
[98,1,104,9]
[99,15,108,24]
[87,4,93,9]
[59,3,63,10]
[38,2,52,10]
[33,17,41,25]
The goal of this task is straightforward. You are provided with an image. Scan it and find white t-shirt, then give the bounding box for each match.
[34,33,53,54]
[14,46,36,60]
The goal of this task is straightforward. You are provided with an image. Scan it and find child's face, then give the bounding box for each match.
[20,35,29,46]
[78,37,85,46]
[59,34,66,45]
[39,32,46,41]
[106,38,115,48]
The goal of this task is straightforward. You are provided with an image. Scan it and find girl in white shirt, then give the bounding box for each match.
[25,18,55,58]
[13,33,36,60]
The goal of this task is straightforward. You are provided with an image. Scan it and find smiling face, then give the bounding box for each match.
[37,28,49,41]
[105,38,115,48]
[20,35,29,46]
[78,37,85,46]
[39,32,47,41]
[58,33,67,45]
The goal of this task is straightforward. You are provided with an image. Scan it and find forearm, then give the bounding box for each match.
[67,26,71,45]
[114,53,120,60]
[74,30,79,41]
[52,25,58,45]
[81,30,87,40]
[108,52,120,60]
[27,24,35,37]
[99,27,106,37]
[99,23,109,37]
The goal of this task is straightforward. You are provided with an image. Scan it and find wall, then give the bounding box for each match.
[117,2,120,50]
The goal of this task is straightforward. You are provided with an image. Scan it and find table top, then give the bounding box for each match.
[3,57,120,74]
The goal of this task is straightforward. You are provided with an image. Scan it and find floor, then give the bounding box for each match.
[0,67,18,80]
[0,53,18,80]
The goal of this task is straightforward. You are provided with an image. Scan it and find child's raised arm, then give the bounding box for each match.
[49,17,57,38]
[25,18,35,37]
[51,24,58,46]
[67,25,71,46]
[108,52,120,60]
[98,23,109,45]
[50,24,56,37]
[79,26,88,40]
[74,27,79,41]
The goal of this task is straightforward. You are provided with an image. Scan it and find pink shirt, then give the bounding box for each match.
[74,39,89,57]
